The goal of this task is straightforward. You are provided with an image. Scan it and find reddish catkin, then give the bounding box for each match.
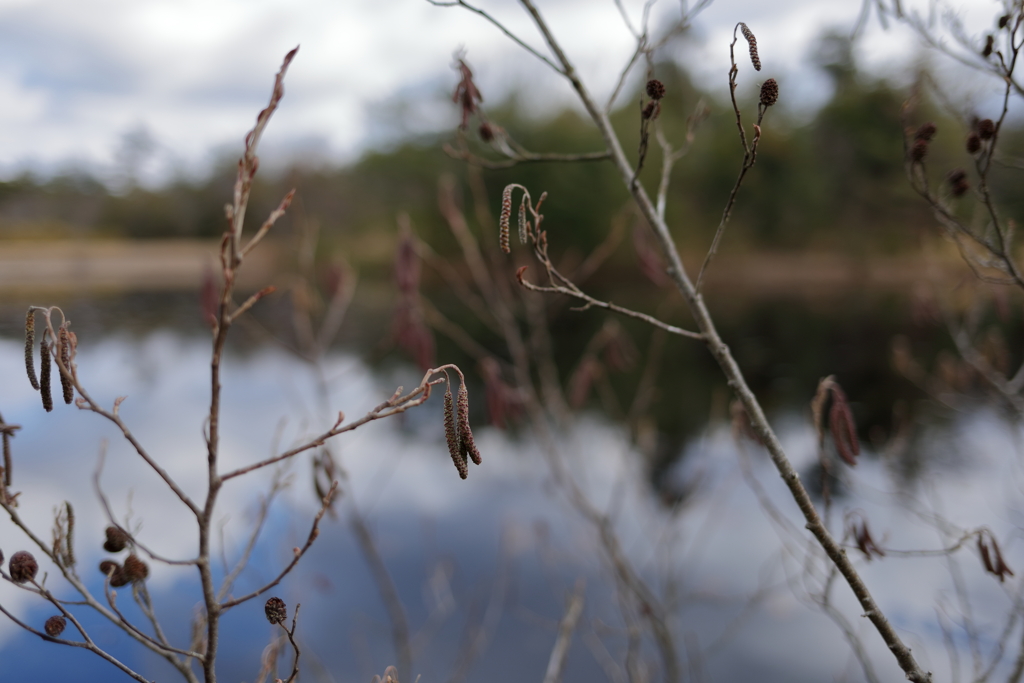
[828,385,860,466]
[39,339,53,413]
[739,23,761,71]
[518,193,528,245]
[24,310,38,390]
[499,185,513,253]
[444,383,467,479]
[59,327,73,404]
[457,382,482,466]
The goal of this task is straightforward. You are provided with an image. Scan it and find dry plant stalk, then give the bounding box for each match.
[429,3,930,681]
[0,47,480,683]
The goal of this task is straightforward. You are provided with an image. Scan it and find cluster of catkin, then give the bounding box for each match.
[24,308,75,412]
[443,374,482,479]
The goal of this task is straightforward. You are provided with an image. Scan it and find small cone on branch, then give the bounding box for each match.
[759,79,778,107]
[103,526,130,553]
[9,550,38,584]
[99,560,120,576]
[265,596,287,625]
[44,615,66,637]
[121,554,149,583]
[645,79,665,100]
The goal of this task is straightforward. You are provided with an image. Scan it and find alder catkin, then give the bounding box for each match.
[265,597,287,625]
[739,23,761,71]
[103,526,129,553]
[759,79,778,107]
[121,554,149,583]
[444,383,467,479]
[9,550,38,583]
[39,339,53,413]
[518,193,528,245]
[25,310,38,390]
[457,383,482,466]
[499,185,513,254]
[44,615,66,637]
[59,327,73,404]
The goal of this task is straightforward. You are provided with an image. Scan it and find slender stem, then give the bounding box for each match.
[509,2,931,680]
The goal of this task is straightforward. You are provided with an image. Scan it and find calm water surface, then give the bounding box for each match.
[0,292,1020,683]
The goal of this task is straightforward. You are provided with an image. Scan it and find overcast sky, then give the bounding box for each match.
[0,0,999,185]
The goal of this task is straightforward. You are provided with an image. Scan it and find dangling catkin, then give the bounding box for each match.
[25,310,38,390]
[518,193,528,245]
[499,185,513,254]
[739,23,761,71]
[59,327,73,404]
[457,382,482,466]
[40,339,53,413]
[444,383,467,479]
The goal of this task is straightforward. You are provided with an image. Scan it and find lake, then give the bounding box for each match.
[0,276,1020,683]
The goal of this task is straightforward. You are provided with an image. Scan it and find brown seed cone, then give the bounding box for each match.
[457,383,482,466]
[44,615,66,637]
[40,340,53,413]
[265,596,287,624]
[103,526,130,553]
[910,139,929,162]
[759,79,778,107]
[478,122,494,142]
[59,327,73,404]
[109,569,130,588]
[978,118,996,139]
[739,23,761,71]
[914,122,937,141]
[967,133,982,153]
[25,310,38,390]
[641,100,659,120]
[121,554,149,583]
[444,384,467,479]
[983,34,995,57]
[9,550,38,583]
[99,560,120,576]
[1000,14,1011,28]
[645,79,665,100]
